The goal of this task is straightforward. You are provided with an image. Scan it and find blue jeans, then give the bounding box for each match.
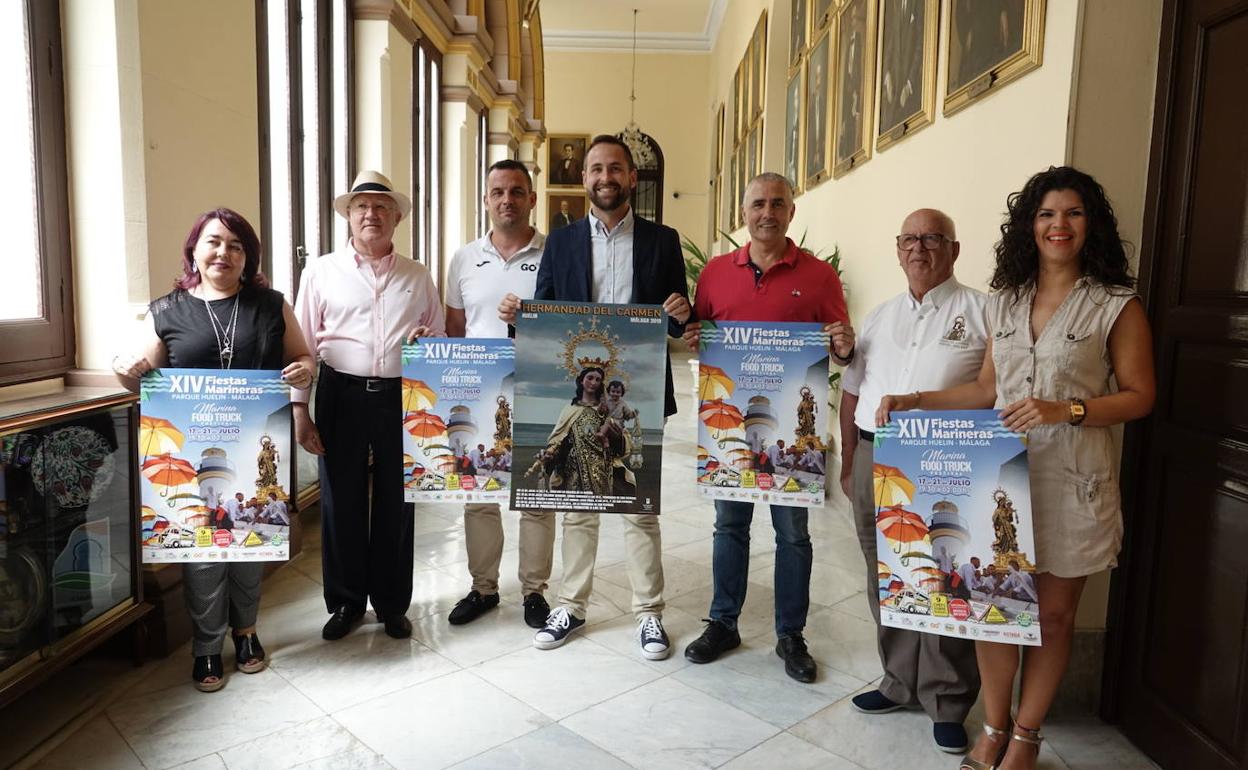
[710,500,812,637]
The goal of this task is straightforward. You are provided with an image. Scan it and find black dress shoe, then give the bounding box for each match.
[684,620,741,664]
[776,633,817,683]
[232,632,267,673]
[375,611,413,639]
[522,593,551,629]
[322,606,365,641]
[448,590,500,625]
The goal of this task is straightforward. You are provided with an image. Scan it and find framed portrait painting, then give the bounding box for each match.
[751,13,767,120]
[832,0,876,178]
[944,0,1046,117]
[813,0,835,32]
[784,68,803,192]
[876,0,938,151]
[803,29,831,189]
[789,0,807,66]
[547,192,587,232]
[547,135,589,188]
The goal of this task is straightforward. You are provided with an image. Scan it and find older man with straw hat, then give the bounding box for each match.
[293,170,445,641]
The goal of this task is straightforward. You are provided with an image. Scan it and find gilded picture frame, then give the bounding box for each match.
[547,192,587,232]
[784,67,804,194]
[832,0,876,178]
[802,29,832,190]
[751,13,767,121]
[789,0,808,67]
[876,0,938,151]
[813,0,835,33]
[714,104,725,234]
[547,135,591,188]
[943,0,1046,117]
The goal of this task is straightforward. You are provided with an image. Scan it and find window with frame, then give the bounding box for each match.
[412,39,442,272]
[0,0,74,385]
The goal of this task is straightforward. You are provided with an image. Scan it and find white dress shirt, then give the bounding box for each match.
[445,230,545,337]
[843,276,989,430]
[588,207,635,303]
[293,242,446,402]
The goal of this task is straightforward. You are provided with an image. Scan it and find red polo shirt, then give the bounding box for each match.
[693,238,849,324]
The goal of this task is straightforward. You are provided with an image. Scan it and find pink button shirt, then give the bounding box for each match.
[292,243,445,402]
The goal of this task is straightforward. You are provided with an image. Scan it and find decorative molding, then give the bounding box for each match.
[543,0,727,52]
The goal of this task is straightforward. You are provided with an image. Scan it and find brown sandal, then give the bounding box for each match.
[959,722,1010,770]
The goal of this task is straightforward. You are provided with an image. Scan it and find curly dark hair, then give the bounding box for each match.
[990,166,1134,296]
[572,367,606,405]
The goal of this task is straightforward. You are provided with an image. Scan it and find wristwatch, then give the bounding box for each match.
[1068,398,1086,426]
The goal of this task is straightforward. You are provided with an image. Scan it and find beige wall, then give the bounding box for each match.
[539,50,711,242]
[137,0,261,298]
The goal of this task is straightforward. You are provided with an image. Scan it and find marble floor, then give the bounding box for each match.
[21,355,1159,770]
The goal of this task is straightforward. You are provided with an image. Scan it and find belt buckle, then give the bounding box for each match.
[365,378,383,392]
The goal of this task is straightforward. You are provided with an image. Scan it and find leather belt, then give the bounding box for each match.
[321,364,399,392]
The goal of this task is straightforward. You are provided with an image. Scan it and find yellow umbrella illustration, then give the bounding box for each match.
[402,452,417,467]
[139,416,185,457]
[401,378,438,413]
[697,364,735,402]
[873,463,916,509]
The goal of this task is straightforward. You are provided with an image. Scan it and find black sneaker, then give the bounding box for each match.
[533,607,585,650]
[523,593,551,629]
[448,590,500,625]
[638,615,671,660]
[776,633,817,682]
[684,620,741,664]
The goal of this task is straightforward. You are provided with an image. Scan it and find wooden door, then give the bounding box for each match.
[1110,1,1248,769]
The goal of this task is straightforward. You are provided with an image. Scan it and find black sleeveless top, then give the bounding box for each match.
[150,286,286,370]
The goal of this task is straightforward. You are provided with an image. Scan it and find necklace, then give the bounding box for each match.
[201,290,241,369]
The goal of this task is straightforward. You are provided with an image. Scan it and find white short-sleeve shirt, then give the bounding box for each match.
[843,276,989,431]
[445,230,545,338]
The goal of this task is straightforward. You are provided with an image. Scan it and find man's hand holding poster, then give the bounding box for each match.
[873,409,1042,645]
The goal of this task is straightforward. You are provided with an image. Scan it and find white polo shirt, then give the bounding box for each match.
[843,276,989,431]
[445,229,545,337]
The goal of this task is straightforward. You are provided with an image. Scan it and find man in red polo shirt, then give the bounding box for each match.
[683,171,854,683]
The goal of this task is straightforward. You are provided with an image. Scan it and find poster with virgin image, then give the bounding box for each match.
[872,409,1042,646]
[696,321,831,506]
[511,300,667,514]
[138,369,291,562]
[400,338,514,503]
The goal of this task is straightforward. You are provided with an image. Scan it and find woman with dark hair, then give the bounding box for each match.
[112,208,315,692]
[541,367,633,496]
[875,167,1155,770]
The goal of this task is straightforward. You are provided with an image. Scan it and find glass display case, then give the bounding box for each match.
[0,387,147,709]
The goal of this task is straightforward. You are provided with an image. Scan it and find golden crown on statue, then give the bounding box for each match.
[560,316,625,382]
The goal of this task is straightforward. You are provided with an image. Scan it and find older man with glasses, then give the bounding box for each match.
[838,208,989,753]
[294,170,445,642]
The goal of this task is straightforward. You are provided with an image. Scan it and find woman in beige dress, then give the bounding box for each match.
[876,167,1155,770]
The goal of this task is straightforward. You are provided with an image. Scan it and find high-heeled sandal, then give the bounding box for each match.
[233,632,267,674]
[958,722,1011,770]
[1007,723,1044,763]
[192,654,225,692]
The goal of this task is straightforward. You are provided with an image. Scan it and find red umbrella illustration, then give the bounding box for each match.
[876,505,930,554]
[699,399,744,440]
[141,454,197,500]
[403,410,448,446]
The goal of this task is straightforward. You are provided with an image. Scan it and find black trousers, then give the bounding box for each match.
[316,364,413,616]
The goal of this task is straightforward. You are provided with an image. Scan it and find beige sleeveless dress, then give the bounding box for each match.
[989,278,1137,578]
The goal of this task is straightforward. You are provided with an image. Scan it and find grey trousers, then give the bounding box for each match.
[852,438,980,723]
[183,562,263,657]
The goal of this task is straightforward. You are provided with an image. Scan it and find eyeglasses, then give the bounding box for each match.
[895,233,952,250]
[350,202,394,214]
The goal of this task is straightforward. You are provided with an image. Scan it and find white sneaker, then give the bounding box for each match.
[533,607,585,650]
[638,614,671,660]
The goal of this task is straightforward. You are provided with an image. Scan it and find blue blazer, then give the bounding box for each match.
[534,214,689,417]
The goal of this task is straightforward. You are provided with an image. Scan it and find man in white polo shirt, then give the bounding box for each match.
[444,159,556,630]
[839,208,988,754]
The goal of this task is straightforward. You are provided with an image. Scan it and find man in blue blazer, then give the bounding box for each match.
[500,135,691,660]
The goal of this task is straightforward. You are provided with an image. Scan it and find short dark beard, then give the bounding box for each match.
[588,184,632,212]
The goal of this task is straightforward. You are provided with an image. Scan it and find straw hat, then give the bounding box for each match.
[333,170,412,220]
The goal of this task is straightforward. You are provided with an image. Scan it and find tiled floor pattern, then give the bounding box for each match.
[26,355,1159,770]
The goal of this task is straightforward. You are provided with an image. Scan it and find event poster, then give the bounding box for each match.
[139,369,292,563]
[696,321,831,506]
[872,409,1041,645]
[400,338,514,503]
[511,301,667,514]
